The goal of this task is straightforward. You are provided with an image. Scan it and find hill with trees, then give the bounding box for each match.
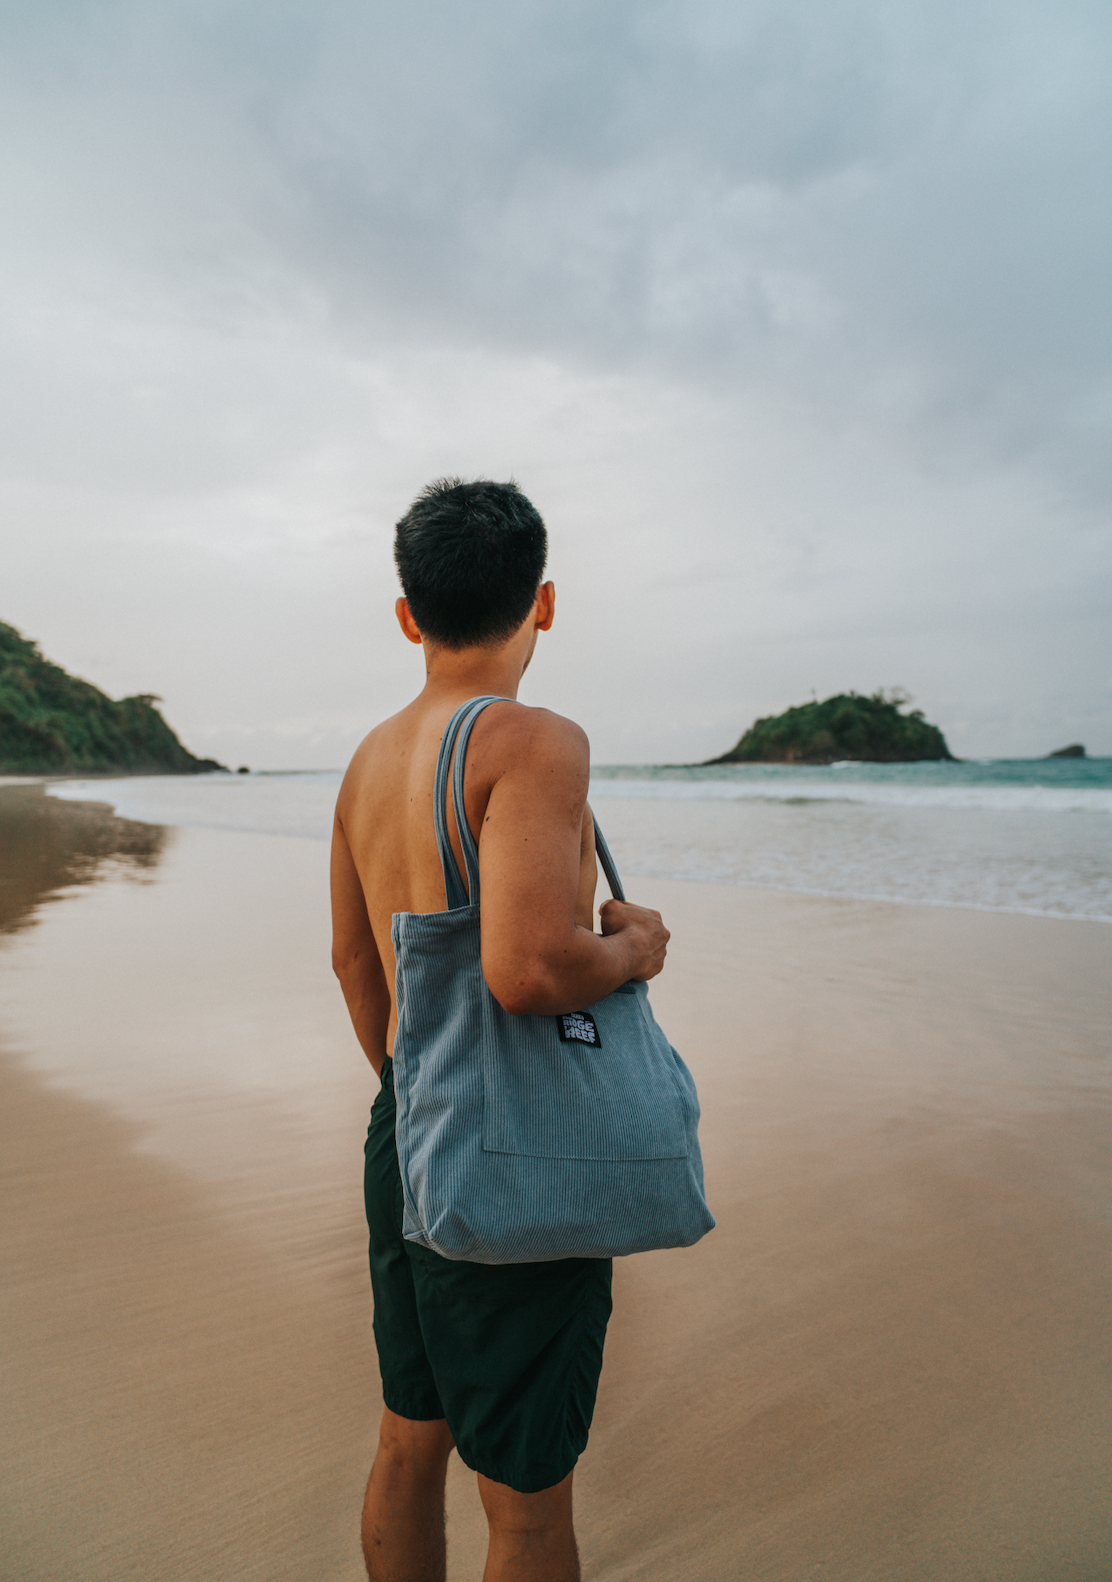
[708,691,955,764]
[0,621,225,775]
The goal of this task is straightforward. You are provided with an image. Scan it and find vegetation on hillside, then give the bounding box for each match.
[0,621,225,775]
[708,690,955,764]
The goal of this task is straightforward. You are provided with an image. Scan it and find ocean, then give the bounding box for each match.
[48,756,1112,923]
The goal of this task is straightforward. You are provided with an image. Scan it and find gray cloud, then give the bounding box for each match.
[1,0,1109,762]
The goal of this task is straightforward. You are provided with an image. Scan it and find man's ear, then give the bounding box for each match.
[396,597,424,645]
[535,581,555,632]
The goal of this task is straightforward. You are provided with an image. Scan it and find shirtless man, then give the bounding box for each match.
[330,479,670,1582]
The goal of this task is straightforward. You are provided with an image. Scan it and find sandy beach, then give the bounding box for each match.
[2,782,1110,1580]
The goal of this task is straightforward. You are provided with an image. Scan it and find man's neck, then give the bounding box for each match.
[417,642,530,707]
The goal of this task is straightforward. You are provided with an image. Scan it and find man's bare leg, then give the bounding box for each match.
[362,1407,456,1582]
[477,1470,580,1582]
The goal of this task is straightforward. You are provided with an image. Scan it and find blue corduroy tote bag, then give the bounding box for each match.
[391,696,716,1263]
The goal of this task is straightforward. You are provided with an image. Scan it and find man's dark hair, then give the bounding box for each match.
[394,478,548,649]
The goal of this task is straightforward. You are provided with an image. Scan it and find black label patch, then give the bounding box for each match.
[556,1010,602,1048]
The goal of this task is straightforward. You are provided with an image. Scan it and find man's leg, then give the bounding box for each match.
[477,1470,580,1582]
[362,1406,456,1582]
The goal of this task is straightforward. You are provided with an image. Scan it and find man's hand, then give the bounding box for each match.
[598,899,670,982]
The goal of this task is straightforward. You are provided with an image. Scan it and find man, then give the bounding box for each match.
[331,478,670,1582]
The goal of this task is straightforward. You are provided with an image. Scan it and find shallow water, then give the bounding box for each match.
[47,757,1112,920]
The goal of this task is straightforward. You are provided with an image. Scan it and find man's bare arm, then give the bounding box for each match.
[330,814,391,1074]
[478,710,669,1015]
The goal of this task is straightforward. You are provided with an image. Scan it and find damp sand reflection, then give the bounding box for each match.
[2,785,1111,1580]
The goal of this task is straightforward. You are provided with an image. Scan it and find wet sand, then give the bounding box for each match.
[1,783,1110,1579]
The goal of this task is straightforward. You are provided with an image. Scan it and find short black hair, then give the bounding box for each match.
[394,478,548,649]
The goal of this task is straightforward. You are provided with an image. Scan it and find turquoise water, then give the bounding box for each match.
[589,756,1112,808]
[49,759,1112,921]
[596,758,1112,785]
[586,759,1112,920]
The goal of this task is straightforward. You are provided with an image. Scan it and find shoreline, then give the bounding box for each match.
[14,777,1112,926]
[2,790,1110,1578]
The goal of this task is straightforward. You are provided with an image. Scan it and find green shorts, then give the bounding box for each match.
[364,1057,613,1494]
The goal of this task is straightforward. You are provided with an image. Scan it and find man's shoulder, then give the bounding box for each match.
[473,700,589,775]
[337,698,588,802]
[336,705,419,817]
[342,711,401,768]
[480,699,587,746]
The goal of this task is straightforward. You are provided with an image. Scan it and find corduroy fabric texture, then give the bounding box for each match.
[392,695,715,1264]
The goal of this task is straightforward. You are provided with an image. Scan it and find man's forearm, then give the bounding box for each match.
[483,923,643,1017]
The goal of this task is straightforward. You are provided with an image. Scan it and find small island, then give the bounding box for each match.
[0,621,226,776]
[708,690,955,765]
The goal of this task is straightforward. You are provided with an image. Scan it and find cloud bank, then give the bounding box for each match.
[2,0,1109,762]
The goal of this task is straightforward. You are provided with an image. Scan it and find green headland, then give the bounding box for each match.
[708,691,955,765]
[0,621,225,776]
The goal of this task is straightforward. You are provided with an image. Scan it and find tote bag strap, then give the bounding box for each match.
[433,694,628,909]
[433,695,506,909]
[591,819,626,904]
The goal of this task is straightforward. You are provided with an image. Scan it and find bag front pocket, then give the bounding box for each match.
[480,990,690,1161]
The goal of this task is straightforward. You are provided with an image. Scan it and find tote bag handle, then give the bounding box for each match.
[433,696,627,910]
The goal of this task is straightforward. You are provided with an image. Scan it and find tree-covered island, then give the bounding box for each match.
[0,621,226,775]
[708,690,955,764]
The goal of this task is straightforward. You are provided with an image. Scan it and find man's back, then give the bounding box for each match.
[335,693,600,1057]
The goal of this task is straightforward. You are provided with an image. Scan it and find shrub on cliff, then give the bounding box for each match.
[0,622,225,775]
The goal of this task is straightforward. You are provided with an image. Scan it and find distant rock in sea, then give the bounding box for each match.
[1047,744,1086,758]
[0,621,227,776]
[707,690,955,765]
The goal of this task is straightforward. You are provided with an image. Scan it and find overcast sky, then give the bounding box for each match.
[3,0,1110,765]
